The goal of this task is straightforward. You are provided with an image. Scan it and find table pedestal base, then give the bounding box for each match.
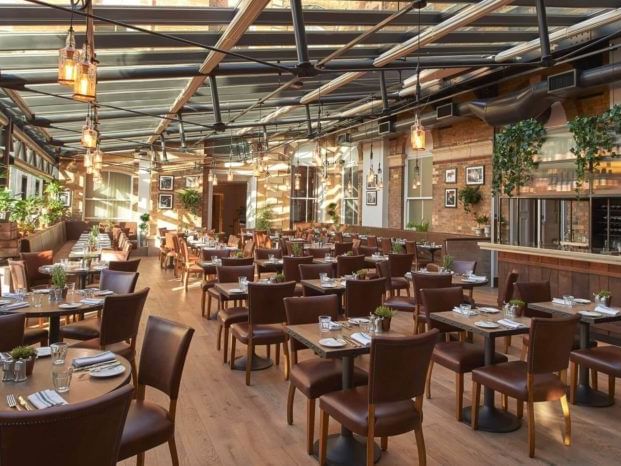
[231,353,273,371]
[574,384,613,407]
[461,405,522,433]
[313,434,381,466]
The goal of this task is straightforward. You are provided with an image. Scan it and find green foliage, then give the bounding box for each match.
[255,206,274,231]
[492,118,546,197]
[273,272,285,283]
[595,289,611,298]
[391,243,404,254]
[407,219,429,232]
[326,202,340,227]
[441,254,454,272]
[509,299,525,308]
[139,213,150,233]
[374,305,396,318]
[355,269,367,278]
[457,186,482,214]
[0,188,15,217]
[10,197,44,234]
[290,242,303,257]
[10,345,37,360]
[234,251,244,258]
[50,265,66,289]
[474,214,489,226]
[180,189,201,215]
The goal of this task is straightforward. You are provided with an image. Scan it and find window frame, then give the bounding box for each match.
[404,150,433,226]
[84,170,136,221]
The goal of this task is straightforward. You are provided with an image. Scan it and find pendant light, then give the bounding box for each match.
[58,26,79,86]
[212,173,219,186]
[83,149,93,174]
[80,103,98,149]
[227,168,234,182]
[93,144,103,171]
[377,161,383,190]
[410,5,426,151]
[367,143,376,187]
[294,161,301,191]
[73,43,97,102]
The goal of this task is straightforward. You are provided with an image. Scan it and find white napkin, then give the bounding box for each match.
[72,351,116,368]
[80,298,105,305]
[497,319,526,329]
[405,272,412,280]
[552,298,568,305]
[1,302,29,310]
[28,390,68,409]
[350,332,372,346]
[328,321,342,330]
[594,305,621,316]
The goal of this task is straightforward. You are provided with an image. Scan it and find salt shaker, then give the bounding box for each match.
[2,359,15,382]
[13,360,27,383]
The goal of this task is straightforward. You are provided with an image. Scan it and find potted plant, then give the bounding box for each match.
[474,214,489,237]
[139,213,150,247]
[374,305,396,331]
[10,345,37,376]
[50,265,67,300]
[441,254,454,273]
[416,220,429,232]
[290,243,303,257]
[355,269,367,280]
[255,206,274,231]
[180,188,201,215]
[594,290,611,307]
[344,251,353,256]
[326,202,340,228]
[234,251,244,259]
[457,186,482,214]
[0,188,15,222]
[272,272,286,283]
[391,243,404,254]
[508,299,526,317]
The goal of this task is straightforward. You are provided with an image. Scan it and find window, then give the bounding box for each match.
[84,171,134,220]
[291,166,318,223]
[342,164,360,225]
[404,154,433,227]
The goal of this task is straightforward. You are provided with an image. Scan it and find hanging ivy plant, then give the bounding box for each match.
[492,118,546,197]
[179,189,201,215]
[457,186,482,214]
[568,104,620,192]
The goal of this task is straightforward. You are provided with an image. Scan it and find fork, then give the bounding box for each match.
[6,394,20,411]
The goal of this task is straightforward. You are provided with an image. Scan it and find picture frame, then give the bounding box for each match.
[159,175,174,191]
[445,188,457,208]
[466,166,485,185]
[58,190,72,208]
[158,193,174,209]
[185,176,200,189]
[445,168,457,184]
[366,190,377,206]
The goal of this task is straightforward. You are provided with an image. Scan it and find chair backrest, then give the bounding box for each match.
[99,269,139,294]
[334,232,344,243]
[242,239,255,257]
[345,277,386,318]
[307,247,332,259]
[122,242,133,259]
[216,265,255,283]
[357,245,378,257]
[334,242,353,256]
[19,250,53,285]
[380,237,392,254]
[527,316,579,375]
[202,248,231,260]
[100,249,128,262]
[411,272,453,305]
[388,253,415,277]
[366,236,378,247]
[284,295,339,354]
[254,230,271,248]
[336,254,365,277]
[368,329,438,404]
[421,287,464,333]
[497,271,519,308]
[255,247,282,260]
[221,257,254,266]
[248,282,296,325]
[404,241,416,255]
[299,263,334,280]
[179,239,191,262]
[0,313,25,352]
[0,384,133,466]
[99,288,149,347]
[515,281,551,317]
[227,234,240,248]
[138,316,195,401]
[107,258,141,273]
[7,260,28,291]
[164,232,177,250]
[283,256,314,282]
[452,260,477,275]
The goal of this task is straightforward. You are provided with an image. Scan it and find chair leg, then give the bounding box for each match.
[414,425,427,466]
[130,360,138,387]
[319,409,329,466]
[217,323,223,351]
[520,343,528,361]
[201,290,206,317]
[283,341,291,381]
[245,340,253,386]
[287,384,295,425]
[501,394,508,411]
[307,398,316,455]
[569,361,578,405]
[275,343,280,366]
[168,435,180,466]
[229,336,237,370]
[527,401,536,458]
[381,437,388,451]
[207,294,213,319]
[609,375,616,404]
[560,395,571,447]
[504,335,511,354]
[425,360,434,399]
[223,327,230,364]
[471,382,481,430]
[267,344,271,359]
[366,409,375,466]
[517,400,524,419]
[137,452,145,466]
[456,372,464,422]
[591,370,599,390]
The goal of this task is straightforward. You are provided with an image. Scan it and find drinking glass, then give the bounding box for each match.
[319,273,328,284]
[32,292,44,308]
[318,315,332,333]
[15,288,26,302]
[563,295,575,306]
[460,303,472,316]
[66,282,76,302]
[238,277,248,292]
[268,254,275,262]
[50,342,68,365]
[51,366,73,393]
[324,253,332,261]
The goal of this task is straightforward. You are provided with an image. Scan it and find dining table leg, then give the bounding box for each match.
[314,356,380,466]
[574,322,612,407]
[48,315,61,344]
[461,335,522,433]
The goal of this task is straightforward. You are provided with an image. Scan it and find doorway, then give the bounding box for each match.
[211,182,247,235]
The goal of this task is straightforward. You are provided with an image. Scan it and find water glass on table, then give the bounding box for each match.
[51,365,73,393]
[319,273,328,285]
[238,276,248,292]
[50,343,68,365]
[563,295,575,306]
[319,315,332,333]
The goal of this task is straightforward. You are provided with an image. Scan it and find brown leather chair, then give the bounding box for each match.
[7,260,48,346]
[345,277,386,318]
[307,247,332,259]
[118,316,194,466]
[411,272,453,333]
[283,256,314,296]
[7,259,28,291]
[284,295,367,454]
[421,287,508,421]
[299,263,335,296]
[334,242,353,256]
[452,260,477,275]
[514,281,552,319]
[357,245,378,257]
[335,254,365,277]
[72,288,150,384]
[202,248,231,261]
[471,315,579,458]
[255,247,283,278]
[230,281,296,385]
[366,235,378,248]
[388,253,415,297]
[570,344,621,405]
[0,384,133,466]
[319,330,438,466]
[379,260,415,314]
[179,239,203,290]
[221,257,254,266]
[0,313,25,352]
[500,271,519,353]
[242,238,255,258]
[209,265,255,320]
[60,270,140,342]
[200,249,231,315]
[20,250,53,288]
[380,237,392,255]
[108,258,141,272]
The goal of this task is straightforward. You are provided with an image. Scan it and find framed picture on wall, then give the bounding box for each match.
[185,176,200,188]
[445,168,457,183]
[158,193,173,209]
[445,188,457,208]
[466,166,485,185]
[159,175,174,191]
[58,190,72,207]
[366,190,377,206]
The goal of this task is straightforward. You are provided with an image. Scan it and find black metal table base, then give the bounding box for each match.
[461,405,522,433]
[313,434,381,466]
[231,353,273,371]
[574,384,613,407]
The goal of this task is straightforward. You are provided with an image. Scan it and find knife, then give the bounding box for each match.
[17,395,33,411]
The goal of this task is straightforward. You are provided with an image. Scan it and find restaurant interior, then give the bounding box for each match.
[1,0,621,465]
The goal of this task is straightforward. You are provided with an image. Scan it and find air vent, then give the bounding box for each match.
[436,102,455,120]
[336,133,353,145]
[378,117,394,135]
[548,70,577,93]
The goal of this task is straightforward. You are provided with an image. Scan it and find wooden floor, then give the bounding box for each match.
[117,257,621,466]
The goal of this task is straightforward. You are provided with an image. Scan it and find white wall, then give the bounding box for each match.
[361,139,388,227]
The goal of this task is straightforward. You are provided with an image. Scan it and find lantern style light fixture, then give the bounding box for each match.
[93,145,103,171]
[73,43,97,102]
[377,161,383,190]
[212,173,219,186]
[367,143,376,187]
[227,168,234,182]
[80,104,98,149]
[58,26,79,86]
[83,149,93,174]
[410,113,426,151]
[294,162,301,191]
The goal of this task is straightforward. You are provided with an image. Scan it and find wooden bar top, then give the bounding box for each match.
[479,242,621,266]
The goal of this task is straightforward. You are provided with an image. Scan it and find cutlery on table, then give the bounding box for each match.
[73,359,119,372]
[17,395,32,411]
[6,394,21,411]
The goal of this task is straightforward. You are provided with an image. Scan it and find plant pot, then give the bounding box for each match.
[595,295,611,307]
[380,317,391,332]
[24,357,35,376]
[473,227,484,237]
[483,225,491,237]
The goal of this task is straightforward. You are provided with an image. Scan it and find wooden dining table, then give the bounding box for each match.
[0,348,130,411]
[286,322,405,465]
[254,258,284,272]
[300,278,347,313]
[38,264,108,290]
[430,310,531,433]
[530,300,621,407]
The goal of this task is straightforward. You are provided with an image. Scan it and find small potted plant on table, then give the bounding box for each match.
[10,345,37,376]
[51,265,67,301]
[374,305,396,332]
[594,290,612,307]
